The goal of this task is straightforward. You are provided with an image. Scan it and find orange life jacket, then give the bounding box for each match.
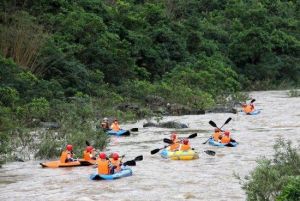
[60,151,68,163]
[98,159,110,175]
[213,131,222,141]
[110,158,121,172]
[111,123,120,131]
[221,136,231,144]
[179,144,191,151]
[83,151,92,161]
[243,105,254,113]
[169,142,180,151]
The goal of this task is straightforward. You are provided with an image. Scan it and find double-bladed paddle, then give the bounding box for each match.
[122,155,143,166]
[202,117,232,144]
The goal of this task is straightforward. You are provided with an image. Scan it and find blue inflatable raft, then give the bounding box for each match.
[106,129,130,136]
[89,167,132,180]
[247,110,261,115]
[208,138,238,147]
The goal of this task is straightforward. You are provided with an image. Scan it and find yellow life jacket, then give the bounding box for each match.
[98,159,110,175]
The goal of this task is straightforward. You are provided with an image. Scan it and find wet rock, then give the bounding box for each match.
[167,103,205,115]
[159,121,188,129]
[39,122,60,129]
[145,95,166,106]
[206,105,238,114]
[143,122,158,127]
[117,103,140,112]
[143,121,188,129]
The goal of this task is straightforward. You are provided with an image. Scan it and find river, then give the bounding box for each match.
[0,90,299,201]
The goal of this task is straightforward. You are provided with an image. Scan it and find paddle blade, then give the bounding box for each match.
[224,117,232,125]
[202,138,210,144]
[85,140,90,146]
[131,128,138,132]
[150,148,161,155]
[188,133,197,139]
[123,160,136,166]
[134,155,143,161]
[209,120,217,128]
[163,138,173,144]
[204,150,216,156]
[250,99,256,103]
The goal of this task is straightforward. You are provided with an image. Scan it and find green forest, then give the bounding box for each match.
[0,0,299,161]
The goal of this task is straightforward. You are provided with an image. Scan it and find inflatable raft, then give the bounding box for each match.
[107,129,130,136]
[89,167,132,180]
[40,159,96,168]
[160,148,199,160]
[208,138,238,147]
[246,110,261,115]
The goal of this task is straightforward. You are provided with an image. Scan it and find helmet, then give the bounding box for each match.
[215,128,221,132]
[183,139,189,145]
[170,133,177,140]
[112,152,119,160]
[224,131,230,136]
[86,146,93,152]
[66,144,73,151]
[242,103,247,107]
[103,117,108,122]
[99,152,106,159]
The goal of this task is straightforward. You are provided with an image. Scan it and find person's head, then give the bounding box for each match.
[112,152,119,160]
[86,146,93,153]
[183,138,189,145]
[114,119,118,123]
[242,103,247,107]
[66,144,73,151]
[170,133,177,140]
[103,117,108,122]
[224,131,230,136]
[215,128,221,132]
[99,152,106,159]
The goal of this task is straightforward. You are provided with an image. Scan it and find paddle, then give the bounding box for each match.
[122,155,143,166]
[130,128,138,132]
[202,117,232,144]
[163,133,197,144]
[250,99,256,103]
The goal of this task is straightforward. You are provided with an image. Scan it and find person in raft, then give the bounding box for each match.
[242,102,255,114]
[101,117,110,131]
[169,132,180,151]
[110,119,121,131]
[179,138,191,151]
[60,144,75,163]
[220,131,236,144]
[83,146,96,161]
[109,152,122,173]
[98,152,114,175]
[212,128,222,142]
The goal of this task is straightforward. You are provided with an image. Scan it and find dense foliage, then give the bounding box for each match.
[238,139,300,201]
[0,0,299,162]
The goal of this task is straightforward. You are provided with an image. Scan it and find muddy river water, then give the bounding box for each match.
[0,90,299,201]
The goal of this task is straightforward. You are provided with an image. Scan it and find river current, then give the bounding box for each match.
[0,90,299,201]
